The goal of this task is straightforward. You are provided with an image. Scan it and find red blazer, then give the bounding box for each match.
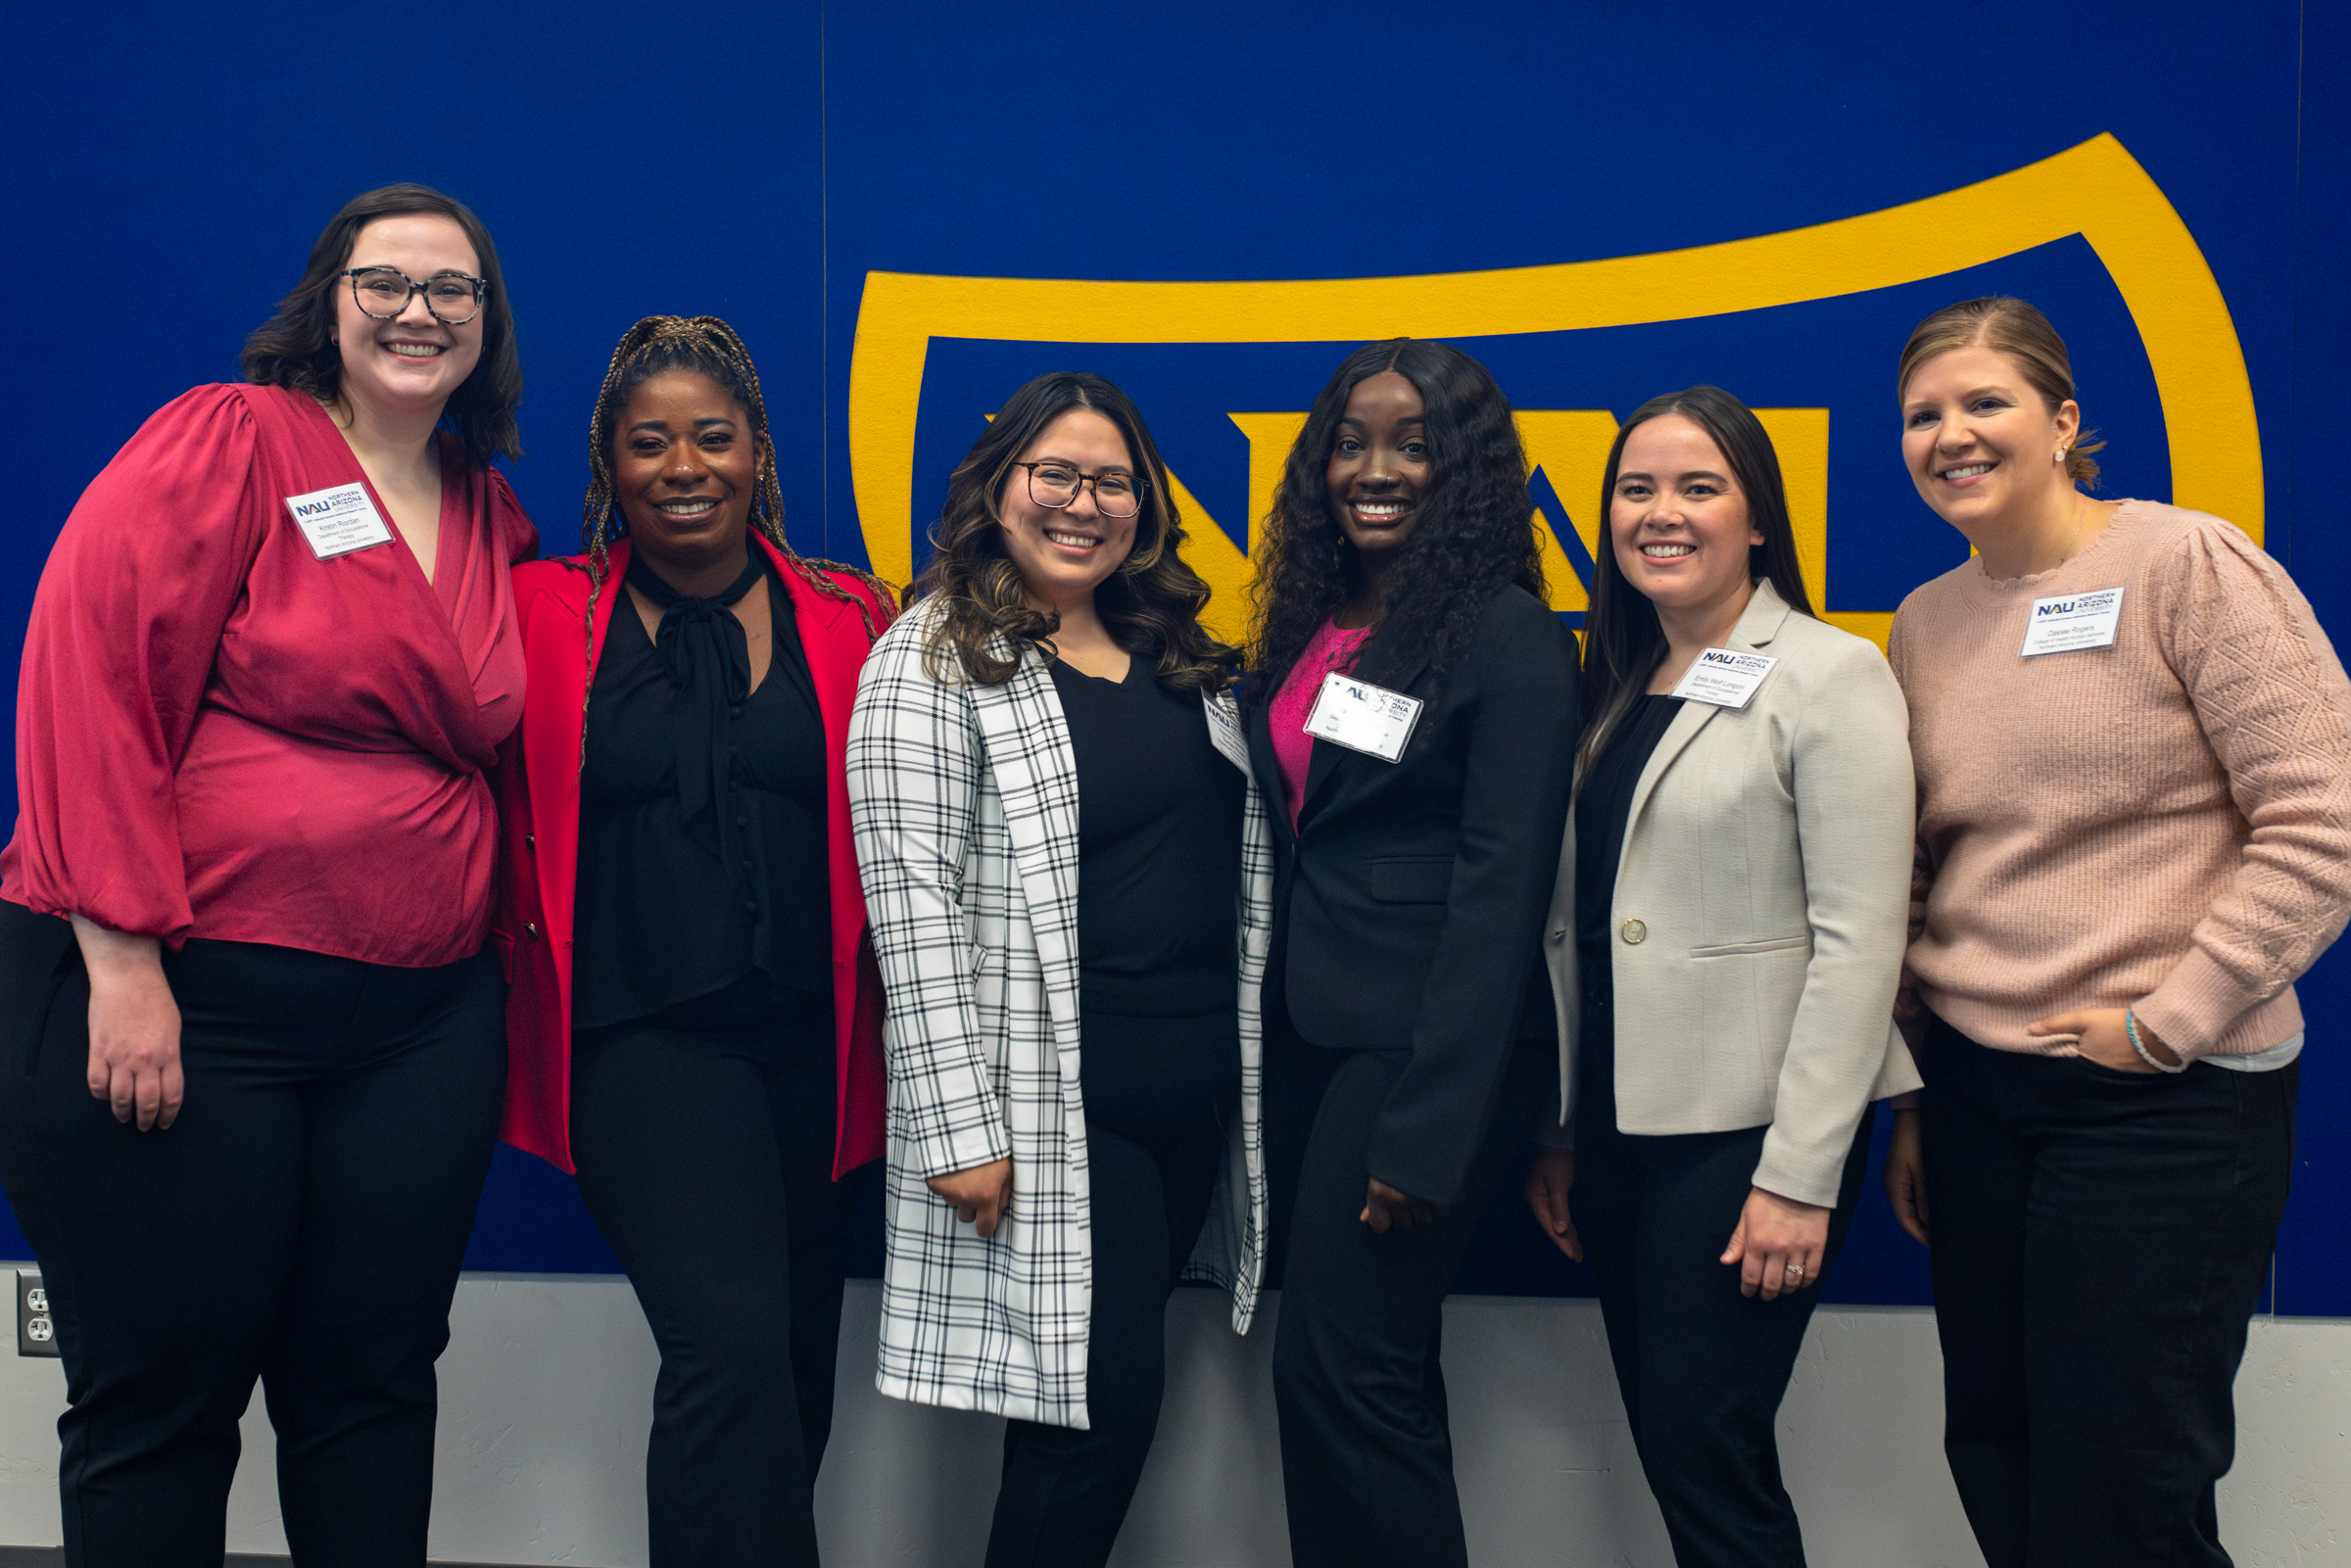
[493,535,891,1178]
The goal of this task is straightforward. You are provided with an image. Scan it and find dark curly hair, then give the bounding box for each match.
[1577,384,1815,772]
[239,183,523,470]
[1247,339,1545,703]
[910,371,1239,690]
[575,316,895,753]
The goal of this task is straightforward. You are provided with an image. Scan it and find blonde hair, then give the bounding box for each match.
[1895,296,2104,489]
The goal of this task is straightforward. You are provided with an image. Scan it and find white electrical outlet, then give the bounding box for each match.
[18,1268,60,1357]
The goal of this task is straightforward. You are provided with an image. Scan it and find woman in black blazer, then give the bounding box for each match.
[1245,339,1579,1568]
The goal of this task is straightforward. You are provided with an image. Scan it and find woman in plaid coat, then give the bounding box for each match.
[848,372,1274,1568]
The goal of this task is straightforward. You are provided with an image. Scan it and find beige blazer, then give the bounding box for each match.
[1538,581,1922,1208]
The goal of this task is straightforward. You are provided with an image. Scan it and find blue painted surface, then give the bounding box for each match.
[0,0,2337,1309]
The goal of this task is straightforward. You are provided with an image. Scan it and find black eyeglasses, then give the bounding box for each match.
[339,267,490,325]
[1015,461,1144,519]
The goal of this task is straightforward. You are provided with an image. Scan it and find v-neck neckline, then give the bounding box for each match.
[304,395,461,621]
[1054,652,1139,688]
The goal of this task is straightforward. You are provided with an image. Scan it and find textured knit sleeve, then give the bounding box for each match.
[2135,520,2351,1058]
[847,615,1012,1179]
[9,387,266,941]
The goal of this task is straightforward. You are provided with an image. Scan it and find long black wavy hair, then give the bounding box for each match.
[240,183,523,470]
[911,371,1239,690]
[1577,384,1814,772]
[1247,339,1545,702]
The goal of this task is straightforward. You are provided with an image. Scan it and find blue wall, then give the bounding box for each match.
[1,2,2339,1310]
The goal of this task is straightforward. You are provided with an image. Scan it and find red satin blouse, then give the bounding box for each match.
[2,382,536,967]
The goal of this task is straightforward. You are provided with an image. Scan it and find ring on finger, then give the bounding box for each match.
[1784,1262,1805,1280]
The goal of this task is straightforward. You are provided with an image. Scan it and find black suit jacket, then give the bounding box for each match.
[1247,585,1579,1207]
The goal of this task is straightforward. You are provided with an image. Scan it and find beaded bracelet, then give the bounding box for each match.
[2125,1009,2189,1074]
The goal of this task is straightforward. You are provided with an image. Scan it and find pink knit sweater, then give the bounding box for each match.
[1890,500,2351,1061]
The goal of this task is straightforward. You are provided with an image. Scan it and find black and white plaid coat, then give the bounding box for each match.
[847,597,1273,1429]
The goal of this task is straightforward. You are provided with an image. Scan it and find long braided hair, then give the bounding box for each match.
[579,316,895,681]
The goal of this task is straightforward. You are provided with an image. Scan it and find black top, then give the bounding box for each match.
[1575,693,1686,967]
[1047,654,1244,1017]
[1573,691,1685,1128]
[573,557,830,1030]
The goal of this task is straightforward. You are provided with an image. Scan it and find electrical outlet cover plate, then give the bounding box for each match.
[18,1269,59,1357]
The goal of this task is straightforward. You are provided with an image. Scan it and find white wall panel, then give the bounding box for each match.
[0,1271,2338,1566]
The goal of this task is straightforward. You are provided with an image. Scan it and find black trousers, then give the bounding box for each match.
[1269,1036,1549,1568]
[0,899,506,1568]
[1573,1096,1875,1568]
[1920,1017,2295,1568]
[985,1006,1238,1568]
[568,985,846,1568]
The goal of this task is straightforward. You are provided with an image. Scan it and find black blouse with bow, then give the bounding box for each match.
[571,553,830,1031]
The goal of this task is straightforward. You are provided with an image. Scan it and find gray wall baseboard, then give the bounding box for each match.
[0,1553,569,1567]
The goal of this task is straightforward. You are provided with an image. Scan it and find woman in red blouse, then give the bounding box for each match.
[0,184,535,1567]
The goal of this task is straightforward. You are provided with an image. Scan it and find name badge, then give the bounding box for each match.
[2019,587,2125,656]
[1668,647,1779,710]
[1304,672,1423,763]
[283,482,395,560]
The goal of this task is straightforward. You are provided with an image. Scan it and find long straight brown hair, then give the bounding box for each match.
[1577,385,1814,774]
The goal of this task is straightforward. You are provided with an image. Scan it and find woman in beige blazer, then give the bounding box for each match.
[1522,385,1918,1568]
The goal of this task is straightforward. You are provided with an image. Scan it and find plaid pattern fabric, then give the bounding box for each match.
[848,599,1271,1429]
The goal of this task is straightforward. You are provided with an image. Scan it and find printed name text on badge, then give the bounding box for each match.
[284,482,395,560]
[1669,648,1779,710]
[2019,588,2124,656]
[1303,672,1423,762]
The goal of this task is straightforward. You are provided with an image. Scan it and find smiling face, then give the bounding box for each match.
[1609,411,1763,621]
[610,369,761,575]
[330,213,484,421]
[1325,370,1430,560]
[994,406,1140,612]
[1900,342,2081,540]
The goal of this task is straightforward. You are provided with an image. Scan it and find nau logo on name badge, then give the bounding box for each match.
[2019,588,2125,656]
[1669,648,1779,710]
[1304,673,1423,763]
[283,482,395,560]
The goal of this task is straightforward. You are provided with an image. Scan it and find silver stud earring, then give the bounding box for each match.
[2054,446,2067,463]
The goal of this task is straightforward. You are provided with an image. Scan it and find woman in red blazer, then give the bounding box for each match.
[494,315,891,1567]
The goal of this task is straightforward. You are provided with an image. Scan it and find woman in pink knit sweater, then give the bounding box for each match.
[1880,296,2351,1568]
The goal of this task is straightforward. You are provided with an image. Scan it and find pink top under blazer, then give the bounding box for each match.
[492,534,891,1178]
